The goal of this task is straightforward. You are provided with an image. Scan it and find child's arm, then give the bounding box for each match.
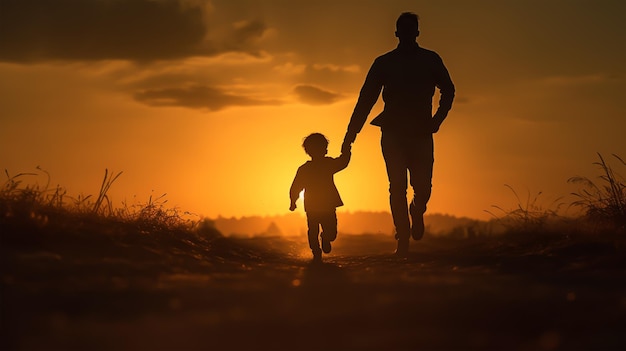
[289,168,304,211]
[333,145,352,172]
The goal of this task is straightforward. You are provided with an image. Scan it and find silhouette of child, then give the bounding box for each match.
[290,133,351,262]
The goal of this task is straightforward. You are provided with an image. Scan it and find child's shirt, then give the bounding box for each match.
[290,153,350,212]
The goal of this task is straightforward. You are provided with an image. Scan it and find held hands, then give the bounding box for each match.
[289,202,297,211]
[342,131,356,154]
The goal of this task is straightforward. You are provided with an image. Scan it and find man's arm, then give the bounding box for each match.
[343,60,383,148]
[431,55,455,133]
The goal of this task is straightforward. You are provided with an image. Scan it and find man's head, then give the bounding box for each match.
[395,12,419,41]
[302,133,329,159]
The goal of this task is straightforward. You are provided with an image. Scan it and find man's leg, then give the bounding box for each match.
[306,213,322,260]
[408,135,434,240]
[381,132,410,255]
[319,211,338,254]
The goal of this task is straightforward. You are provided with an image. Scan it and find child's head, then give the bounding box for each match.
[302,133,329,158]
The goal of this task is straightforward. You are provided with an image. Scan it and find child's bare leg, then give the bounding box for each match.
[320,211,338,254]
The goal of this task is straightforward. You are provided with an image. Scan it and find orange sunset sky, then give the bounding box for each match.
[1,0,625,221]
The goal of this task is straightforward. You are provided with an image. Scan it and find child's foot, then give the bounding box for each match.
[321,235,332,254]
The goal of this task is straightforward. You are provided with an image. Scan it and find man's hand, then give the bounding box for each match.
[342,131,356,153]
[431,112,447,133]
[289,203,297,211]
[341,141,352,155]
[431,119,441,133]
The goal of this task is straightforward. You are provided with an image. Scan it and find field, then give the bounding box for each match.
[2,214,624,351]
[2,157,625,350]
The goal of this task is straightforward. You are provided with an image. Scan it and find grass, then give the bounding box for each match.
[569,153,626,230]
[485,184,565,233]
[486,153,625,235]
[92,168,123,215]
[1,167,197,234]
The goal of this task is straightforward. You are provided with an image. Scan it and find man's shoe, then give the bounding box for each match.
[312,251,322,263]
[395,238,409,257]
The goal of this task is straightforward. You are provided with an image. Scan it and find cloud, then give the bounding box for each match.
[312,63,361,73]
[293,85,342,105]
[133,84,281,110]
[0,0,269,63]
[273,62,306,75]
[225,20,268,51]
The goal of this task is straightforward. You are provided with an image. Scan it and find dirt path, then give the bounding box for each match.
[2,233,625,350]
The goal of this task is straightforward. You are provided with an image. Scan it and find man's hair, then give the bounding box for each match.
[302,133,329,156]
[396,12,419,33]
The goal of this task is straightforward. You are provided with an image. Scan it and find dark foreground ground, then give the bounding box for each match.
[1,220,625,351]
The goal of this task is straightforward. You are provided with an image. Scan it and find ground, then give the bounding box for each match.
[1,219,625,351]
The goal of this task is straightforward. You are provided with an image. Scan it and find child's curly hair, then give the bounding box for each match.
[302,133,329,157]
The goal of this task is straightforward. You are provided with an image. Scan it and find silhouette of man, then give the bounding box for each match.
[342,12,455,256]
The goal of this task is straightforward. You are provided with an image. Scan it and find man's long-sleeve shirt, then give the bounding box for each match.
[290,153,351,212]
[346,42,455,137]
